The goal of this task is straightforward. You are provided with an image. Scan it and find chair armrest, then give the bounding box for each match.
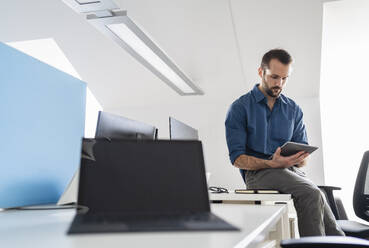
[318,185,341,191]
[335,197,348,220]
[281,236,369,248]
[318,185,341,220]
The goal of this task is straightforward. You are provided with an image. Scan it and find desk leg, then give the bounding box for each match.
[281,209,290,239]
[274,200,299,239]
[288,216,299,239]
[270,207,290,248]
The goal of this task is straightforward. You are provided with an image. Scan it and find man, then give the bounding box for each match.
[225,49,344,237]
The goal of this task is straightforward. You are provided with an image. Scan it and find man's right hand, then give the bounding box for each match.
[268,147,309,169]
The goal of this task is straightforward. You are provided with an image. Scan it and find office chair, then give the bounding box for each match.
[318,151,369,239]
[279,152,369,248]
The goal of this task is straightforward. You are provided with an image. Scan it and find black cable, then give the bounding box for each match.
[209,186,229,194]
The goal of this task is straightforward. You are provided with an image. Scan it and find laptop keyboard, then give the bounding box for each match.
[79,212,214,224]
[68,212,238,233]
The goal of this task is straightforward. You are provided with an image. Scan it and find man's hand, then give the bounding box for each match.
[268,147,309,169]
[295,156,308,167]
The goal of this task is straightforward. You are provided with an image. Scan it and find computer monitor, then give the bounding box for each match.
[58,111,157,205]
[95,111,157,140]
[169,117,199,140]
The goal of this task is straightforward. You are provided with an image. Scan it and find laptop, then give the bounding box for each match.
[67,139,238,234]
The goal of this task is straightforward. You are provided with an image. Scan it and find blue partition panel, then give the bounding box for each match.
[0,42,86,208]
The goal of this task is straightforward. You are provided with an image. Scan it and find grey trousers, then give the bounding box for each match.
[245,167,345,237]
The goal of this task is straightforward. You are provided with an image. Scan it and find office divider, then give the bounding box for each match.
[0,42,86,208]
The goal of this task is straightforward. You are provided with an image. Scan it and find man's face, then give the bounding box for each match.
[258,58,291,98]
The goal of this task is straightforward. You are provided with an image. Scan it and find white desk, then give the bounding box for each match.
[210,192,292,202]
[209,193,298,239]
[0,204,289,248]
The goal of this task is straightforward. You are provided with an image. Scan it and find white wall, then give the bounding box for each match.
[0,0,326,188]
[321,0,369,221]
[297,97,325,184]
[228,0,325,184]
[230,0,323,98]
[107,0,326,187]
[107,0,248,188]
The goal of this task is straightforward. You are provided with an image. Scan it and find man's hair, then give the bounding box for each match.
[260,49,293,69]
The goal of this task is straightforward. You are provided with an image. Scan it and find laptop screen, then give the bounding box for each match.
[78,139,210,215]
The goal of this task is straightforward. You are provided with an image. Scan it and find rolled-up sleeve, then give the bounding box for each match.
[291,105,308,144]
[225,100,247,164]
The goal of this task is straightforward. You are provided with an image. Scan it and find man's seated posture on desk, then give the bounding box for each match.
[225,49,344,237]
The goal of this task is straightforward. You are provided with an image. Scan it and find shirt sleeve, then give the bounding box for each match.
[291,105,308,144]
[225,100,247,164]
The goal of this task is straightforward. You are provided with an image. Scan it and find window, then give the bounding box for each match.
[320,0,369,222]
[7,38,102,138]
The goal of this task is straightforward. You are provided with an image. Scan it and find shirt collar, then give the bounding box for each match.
[279,95,287,105]
[252,84,287,105]
[252,84,266,103]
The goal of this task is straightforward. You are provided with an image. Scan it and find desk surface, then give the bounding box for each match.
[0,204,286,248]
[209,192,291,202]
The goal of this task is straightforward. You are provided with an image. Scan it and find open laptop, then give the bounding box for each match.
[67,139,238,233]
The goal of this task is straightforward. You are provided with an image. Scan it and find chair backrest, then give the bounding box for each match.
[353,151,369,222]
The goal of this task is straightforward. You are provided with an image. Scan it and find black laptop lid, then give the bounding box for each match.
[78,139,210,215]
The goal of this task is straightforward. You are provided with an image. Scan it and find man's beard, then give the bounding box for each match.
[262,78,282,98]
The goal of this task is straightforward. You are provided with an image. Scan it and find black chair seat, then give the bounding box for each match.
[338,220,369,239]
[281,236,369,248]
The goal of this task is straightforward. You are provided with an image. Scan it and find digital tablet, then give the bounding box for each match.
[279,141,318,157]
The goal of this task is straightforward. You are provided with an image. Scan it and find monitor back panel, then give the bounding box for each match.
[169,117,199,140]
[95,111,157,140]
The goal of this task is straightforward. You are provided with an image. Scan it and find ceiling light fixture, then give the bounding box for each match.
[62,0,203,95]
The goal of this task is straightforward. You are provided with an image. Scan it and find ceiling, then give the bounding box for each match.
[0,0,325,110]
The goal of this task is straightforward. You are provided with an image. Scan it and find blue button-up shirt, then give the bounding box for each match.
[225,84,308,180]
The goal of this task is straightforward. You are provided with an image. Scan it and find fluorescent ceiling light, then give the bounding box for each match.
[62,0,203,95]
[87,11,203,95]
[62,0,118,13]
[86,11,203,95]
[106,23,196,94]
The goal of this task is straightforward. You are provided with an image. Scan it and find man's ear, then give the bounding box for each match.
[258,67,263,78]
